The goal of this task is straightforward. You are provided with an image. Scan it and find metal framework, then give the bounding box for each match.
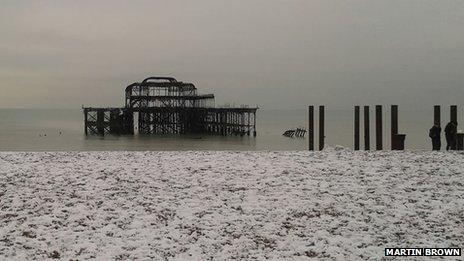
[84,76,258,136]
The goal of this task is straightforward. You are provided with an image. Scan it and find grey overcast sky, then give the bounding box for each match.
[0,0,463,109]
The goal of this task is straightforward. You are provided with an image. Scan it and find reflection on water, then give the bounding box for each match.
[0,108,447,151]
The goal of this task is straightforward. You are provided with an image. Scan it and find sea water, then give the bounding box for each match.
[0,108,450,151]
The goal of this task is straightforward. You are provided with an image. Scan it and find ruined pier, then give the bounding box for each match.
[84,77,258,136]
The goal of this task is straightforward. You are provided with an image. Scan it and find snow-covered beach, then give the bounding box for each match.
[0,149,463,260]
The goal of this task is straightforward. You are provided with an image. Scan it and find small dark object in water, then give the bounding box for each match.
[283,130,295,137]
[283,128,306,138]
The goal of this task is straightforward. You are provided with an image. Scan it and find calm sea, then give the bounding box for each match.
[0,108,453,151]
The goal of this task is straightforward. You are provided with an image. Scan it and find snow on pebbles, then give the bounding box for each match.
[0,148,463,260]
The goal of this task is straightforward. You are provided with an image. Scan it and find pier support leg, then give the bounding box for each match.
[97,110,105,135]
[450,105,458,150]
[433,105,441,151]
[390,105,406,150]
[391,105,398,150]
[364,106,370,150]
[221,112,225,136]
[319,106,325,151]
[354,106,360,150]
[253,112,257,137]
[84,109,88,135]
[434,105,441,126]
[451,105,457,123]
[375,105,382,150]
[309,106,314,151]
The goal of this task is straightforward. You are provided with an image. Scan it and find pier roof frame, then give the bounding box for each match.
[125,82,197,91]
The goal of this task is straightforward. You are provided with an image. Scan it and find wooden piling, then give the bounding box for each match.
[354,106,360,150]
[375,105,382,150]
[319,106,325,151]
[434,105,441,126]
[364,106,370,150]
[309,106,314,151]
[391,105,398,135]
[451,105,457,123]
[391,105,398,150]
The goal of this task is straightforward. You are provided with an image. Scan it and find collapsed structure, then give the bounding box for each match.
[83,77,258,136]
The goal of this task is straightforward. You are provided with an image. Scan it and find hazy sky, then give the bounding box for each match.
[1,0,463,109]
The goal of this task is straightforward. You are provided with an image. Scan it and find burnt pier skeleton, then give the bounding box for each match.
[83,77,258,136]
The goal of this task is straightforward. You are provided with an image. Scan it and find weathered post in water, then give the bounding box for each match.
[354,106,360,150]
[375,105,383,150]
[451,105,463,150]
[364,106,370,150]
[450,105,457,123]
[434,105,441,126]
[319,106,325,150]
[391,105,398,150]
[390,105,406,150]
[457,133,464,150]
[308,106,314,151]
[450,105,458,150]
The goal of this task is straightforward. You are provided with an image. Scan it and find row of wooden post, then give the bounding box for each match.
[353,105,404,150]
[434,105,464,150]
[309,104,461,151]
[309,105,404,151]
[308,106,324,151]
[434,105,457,125]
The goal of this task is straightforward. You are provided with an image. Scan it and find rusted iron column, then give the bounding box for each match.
[109,109,120,135]
[391,105,398,150]
[354,106,360,150]
[364,106,370,150]
[216,112,220,134]
[319,106,325,150]
[84,109,88,135]
[375,105,382,150]
[221,112,225,136]
[97,109,105,135]
[451,105,457,123]
[434,105,441,126]
[253,112,257,137]
[309,106,314,151]
[122,110,134,135]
